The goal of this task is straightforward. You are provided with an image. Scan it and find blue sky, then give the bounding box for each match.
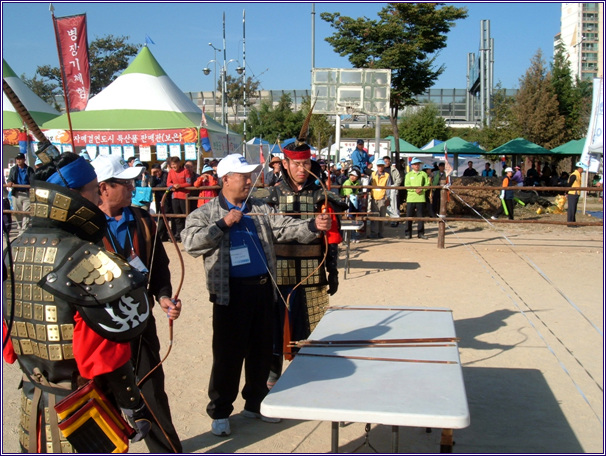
[2,2,561,93]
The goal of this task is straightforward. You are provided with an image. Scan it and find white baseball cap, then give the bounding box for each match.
[91,154,143,182]
[216,154,260,178]
[504,167,514,173]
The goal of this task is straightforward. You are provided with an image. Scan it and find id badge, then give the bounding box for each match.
[230,245,251,266]
[128,253,149,273]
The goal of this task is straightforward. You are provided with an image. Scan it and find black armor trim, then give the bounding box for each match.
[75,287,149,342]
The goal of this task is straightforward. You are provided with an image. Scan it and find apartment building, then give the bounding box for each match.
[558,3,603,81]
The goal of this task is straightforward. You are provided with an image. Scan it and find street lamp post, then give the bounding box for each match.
[207,43,221,120]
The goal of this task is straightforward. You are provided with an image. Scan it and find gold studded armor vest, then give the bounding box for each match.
[3,181,149,391]
[267,181,327,287]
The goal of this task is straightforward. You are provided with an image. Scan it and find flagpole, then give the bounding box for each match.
[197,101,205,175]
[50,4,76,153]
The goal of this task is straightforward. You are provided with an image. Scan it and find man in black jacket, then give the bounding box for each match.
[93,154,183,453]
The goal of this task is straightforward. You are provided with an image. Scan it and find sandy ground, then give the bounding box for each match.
[2,208,604,454]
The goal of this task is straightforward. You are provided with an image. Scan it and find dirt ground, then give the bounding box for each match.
[2,203,604,454]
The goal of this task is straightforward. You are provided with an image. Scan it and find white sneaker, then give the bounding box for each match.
[490,216,497,220]
[242,409,281,423]
[211,418,231,436]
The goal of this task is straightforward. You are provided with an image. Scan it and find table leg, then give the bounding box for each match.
[439,428,453,453]
[331,421,339,453]
[391,425,399,453]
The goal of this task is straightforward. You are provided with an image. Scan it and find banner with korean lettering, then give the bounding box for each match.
[53,13,90,111]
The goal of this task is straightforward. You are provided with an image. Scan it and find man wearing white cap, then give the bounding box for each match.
[182,154,331,437]
[404,157,429,239]
[92,154,184,453]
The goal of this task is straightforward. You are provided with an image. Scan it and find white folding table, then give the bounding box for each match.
[261,306,470,453]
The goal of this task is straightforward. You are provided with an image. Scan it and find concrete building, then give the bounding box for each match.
[558,3,603,81]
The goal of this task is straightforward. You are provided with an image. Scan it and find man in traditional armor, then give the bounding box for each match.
[264,138,346,387]
[2,151,152,453]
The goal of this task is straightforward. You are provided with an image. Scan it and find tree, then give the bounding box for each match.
[398,104,448,148]
[247,93,304,144]
[222,74,260,118]
[476,84,520,151]
[511,49,566,149]
[304,98,334,151]
[321,3,468,163]
[22,35,139,106]
[551,42,592,140]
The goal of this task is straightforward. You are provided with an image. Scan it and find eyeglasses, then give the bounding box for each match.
[107,178,135,187]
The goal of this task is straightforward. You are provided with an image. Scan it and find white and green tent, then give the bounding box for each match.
[42,46,241,156]
[3,59,60,136]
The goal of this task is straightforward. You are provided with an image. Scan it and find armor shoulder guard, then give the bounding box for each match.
[39,243,147,306]
[75,287,150,342]
[264,186,280,205]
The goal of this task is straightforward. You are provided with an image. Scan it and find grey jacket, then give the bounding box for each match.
[182,192,319,305]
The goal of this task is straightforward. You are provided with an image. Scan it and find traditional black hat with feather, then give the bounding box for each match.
[283,100,316,160]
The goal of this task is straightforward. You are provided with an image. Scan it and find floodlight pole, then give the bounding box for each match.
[242,9,247,158]
[208,43,221,119]
[223,12,228,137]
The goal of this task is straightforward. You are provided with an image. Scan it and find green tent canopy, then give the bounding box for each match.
[423,136,485,154]
[385,136,421,152]
[489,138,553,156]
[41,46,240,154]
[550,138,585,155]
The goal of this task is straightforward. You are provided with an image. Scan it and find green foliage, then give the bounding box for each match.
[551,42,592,140]
[222,74,260,115]
[246,93,304,143]
[321,3,468,114]
[88,35,139,95]
[22,35,139,104]
[398,104,448,148]
[510,49,566,149]
[476,84,520,150]
[303,98,334,151]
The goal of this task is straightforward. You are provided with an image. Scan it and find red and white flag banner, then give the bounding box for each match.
[53,13,90,111]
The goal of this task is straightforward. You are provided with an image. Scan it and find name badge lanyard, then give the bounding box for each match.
[106,225,149,274]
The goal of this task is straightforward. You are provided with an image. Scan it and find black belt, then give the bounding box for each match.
[231,274,269,285]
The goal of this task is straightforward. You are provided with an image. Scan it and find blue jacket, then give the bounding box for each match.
[351,148,374,171]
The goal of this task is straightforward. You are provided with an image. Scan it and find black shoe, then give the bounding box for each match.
[377,234,384,239]
[405,234,412,239]
[390,222,399,227]
[418,235,428,240]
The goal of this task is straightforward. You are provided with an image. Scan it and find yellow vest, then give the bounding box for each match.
[568,169,582,195]
[371,171,390,200]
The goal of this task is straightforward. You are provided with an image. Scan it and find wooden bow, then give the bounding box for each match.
[137,189,184,386]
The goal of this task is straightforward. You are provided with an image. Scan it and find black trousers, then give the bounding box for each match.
[170,199,186,240]
[132,313,182,453]
[567,194,579,223]
[432,189,441,215]
[405,202,425,236]
[207,277,273,419]
[494,199,514,220]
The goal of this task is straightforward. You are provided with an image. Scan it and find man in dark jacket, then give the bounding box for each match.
[93,154,183,453]
[6,153,34,234]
